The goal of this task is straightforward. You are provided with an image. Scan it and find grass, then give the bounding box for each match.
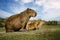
[0,25,60,40]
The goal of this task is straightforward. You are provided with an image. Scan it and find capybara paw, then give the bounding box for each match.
[19,29,27,32]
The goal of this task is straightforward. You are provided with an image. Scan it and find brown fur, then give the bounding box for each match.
[26,20,45,30]
[5,8,37,32]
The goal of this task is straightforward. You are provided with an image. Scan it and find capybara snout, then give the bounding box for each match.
[31,12,37,17]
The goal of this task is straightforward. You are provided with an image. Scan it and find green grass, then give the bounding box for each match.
[0,25,60,40]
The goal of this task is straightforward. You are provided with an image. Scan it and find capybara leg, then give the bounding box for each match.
[19,25,27,32]
[35,26,39,30]
[20,28,27,32]
[6,29,13,32]
[33,28,36,30]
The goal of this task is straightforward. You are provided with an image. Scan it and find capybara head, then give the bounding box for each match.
[26,8,37,17]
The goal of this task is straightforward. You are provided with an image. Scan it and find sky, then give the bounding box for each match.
[0,0,60,21]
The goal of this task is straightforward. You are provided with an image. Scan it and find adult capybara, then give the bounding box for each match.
[5,8,37,32]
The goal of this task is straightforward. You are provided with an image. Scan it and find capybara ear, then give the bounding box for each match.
[27,8,30,10]
[26,8,30,13]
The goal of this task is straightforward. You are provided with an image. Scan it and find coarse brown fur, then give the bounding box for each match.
[5,8,37,32]
[26,20,45,30]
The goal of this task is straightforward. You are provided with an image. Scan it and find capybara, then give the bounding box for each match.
[26,20,45,30]
[5,8,37,32]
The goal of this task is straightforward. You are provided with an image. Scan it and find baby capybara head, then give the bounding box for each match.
[26,8,37,17]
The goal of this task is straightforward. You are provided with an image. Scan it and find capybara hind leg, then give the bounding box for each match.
[6,29,13,32]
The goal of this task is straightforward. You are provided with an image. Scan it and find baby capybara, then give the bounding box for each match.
[5,8,37,32]
[26,20,45,31]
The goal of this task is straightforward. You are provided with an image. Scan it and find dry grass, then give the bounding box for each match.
[0,25,60,40]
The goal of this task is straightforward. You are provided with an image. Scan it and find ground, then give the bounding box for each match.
[0,25,60,40]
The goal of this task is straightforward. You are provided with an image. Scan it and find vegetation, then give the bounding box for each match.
[0,25,60,40]
[46,21,58,25]
[0,17,60,40]
[0,17,6,27]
